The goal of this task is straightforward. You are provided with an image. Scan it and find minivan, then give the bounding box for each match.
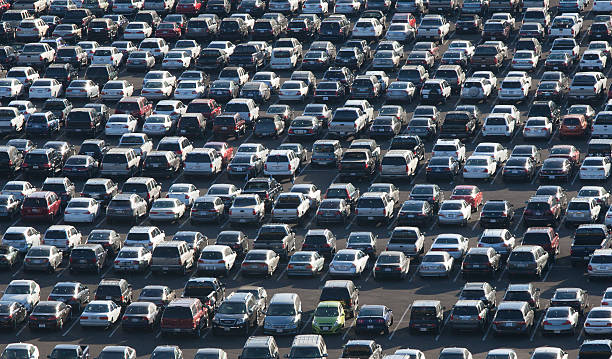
[311,140,342,166]
[409,300,444,333]
[491,301,534,336]
[263,293,302,335]
[319,280,359,318]
[380,150,417,179]
[150,241,194,274]
[100,148,141,177]
[288,335,328,359]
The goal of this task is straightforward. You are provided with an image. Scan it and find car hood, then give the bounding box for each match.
[265,315,297,325]
[1,294,30,304]
[313,316,340,325]
[215,313,248,321]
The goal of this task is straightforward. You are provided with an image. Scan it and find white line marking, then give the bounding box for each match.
[345,215,358,230]
[299,313,315,334]
[221,219,230,229]
[408,265,419,282]
[102,265,113,278]
[56,267,67,278]
[491,166,503,184]
[513,213,524,232]
[428,219,436,232]
[530,313,544,341]
[232,269,242,281]
[16,324,26,336]
[482,320,494,341]
[342,319,354,340]
[471,128,484,144]
[62,319,79,337]
[201,329,211,340]
[93,216,106,229]
[387,216,398,230]
[276,265,288,280]
[471,218,479,231]
[542,263,553,282]
[12,264,23,278]
[388,304,411,340]
[546,128,559,146]
[303,214,316,230]
[452,266,462,282]
[571,170,580,185]
[319,271,328,282]
[155,331,161,339]
[178,218,190,228]
[577,328,585,342]
[9,217,20,227]
[364,268,373,282]
[297,163,311,177]
[531,169,540,184]
[108,323,121,338]
[410,166,425,185]
[434,314,451,341]
[145,270,152,279]
[496,267,507,282]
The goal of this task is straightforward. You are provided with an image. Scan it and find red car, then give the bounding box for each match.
[155,22,182,40]
[115,96,153,123]
[160,298,208,337]
[176,0,203,14]
[21,191,62,223]
[560,114,589,138]
[523,227,559,259]
[0,0,11,13]
[203,141,234,166]
[450,185,483,212]
[549,144,580,166]
[186,99,221,121]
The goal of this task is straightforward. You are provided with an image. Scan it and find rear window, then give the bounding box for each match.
[152,247,179,258]
[163,306,192,318]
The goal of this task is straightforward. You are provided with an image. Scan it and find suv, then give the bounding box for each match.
[115,96,153,122]
[81,178,118,205]
[161,298,208,337]
[409,300,444,334]
[522,227,560,260]
[571,224,611,266]
[21,191,61,222]
[23,148,63,177]
[65,108,101,137]
[524,195,563,227]
[151,241,195,275]
[320,280,359,318]
[212,292,260,335]
[355,192,395,225]
[121,177,161,209]
[94,278,133,307]
[491,301,534,336]
[288,335,328,359]
[302,229,337,258]
[100,148,141,178]
[449,300,490,332]
[507,246,549,279]
[69,244,106,273]
[240,337,280,359]
[106,193,148,223]
[459,282,497,308]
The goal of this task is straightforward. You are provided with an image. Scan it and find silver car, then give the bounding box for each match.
[287,251,324,277]
[241,249,279,277]
[24,245,62,272]
[541,306,579,335]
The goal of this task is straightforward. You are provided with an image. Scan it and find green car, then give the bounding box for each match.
[312,301,345,334]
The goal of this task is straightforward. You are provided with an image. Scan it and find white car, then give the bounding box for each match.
[448,40,475,57]
[491,12,515,28]
[511,50,539,71]
[303,0,328,13]
[80,300,122,329]
[241,249,280,276]
[142,115,174,137]
[236,143,269,160]
[438,199,472,226]
[482,114,515,138]
[579,50,607,71]
[385,23,415,42]
[64,198,101,223]
[270,48,299,70]
[77,41,100,61]
[430,233,469,258]
[1,181,36,202]
[419,251,454,277]
[463,155,497,180]
[92,47,124,67]
[167,183,200,207]
[230,13,255,30]
[196,245,237,275]
[523,117,553,139]
[584,306,612,335]
[472,71,498,88]
[499,78,530,103]
[1,226,41,254]
[252,72,281,93]
[279,80,309,102]
[123,22,153,40]
[149,198,186,223]
[353,19,384,40]
[329,249,369,278]
[65,80,99,100]
[602,287,612,306]
[473,142,509,164]
[290,183,321,209]
[173,80,207,100]
[587,249,612,278]
[114,246,152,272]
[2,344,39,359]
[28,79,62,99]
[105,114,138,136]
[335,0,362,14]
[0,279,40,312]
[154,99,185,121]
[580,156,611,180]
[141,81,174,100]
[173,40,201,59]
[491,104,520,122]
[372,50,401,69]
[162,51,192,70]
[208,41,236,56]
[101,80,134,101]
[0,78,25,100]
[144,70,177,87]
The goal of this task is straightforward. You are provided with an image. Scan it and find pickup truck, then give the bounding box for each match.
[427,0,460,14]
[570,224,610,265]
[339,148,376,180]
[470,45,505,70]
[242,176,283,211]
[549,16,581,39]
[48,345,89,359]
[272,193,310,224]
[253,223,296,260]
[350,139,381,166]
[551,37,580,60]
[344,99,375,125]
[416,15,451,42]
[568,71,607,103]
[229,194,265,225]
[182,277,225,317]
[228,44,266,70]
[17,43,55,68]
[489,0,520,12]
[440,111,479,139]
[328,107,368,138]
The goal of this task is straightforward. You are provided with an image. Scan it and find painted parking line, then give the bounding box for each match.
[530,313,544,341]
[364,268,373,282]
[16,324,27,336]
[276,265,288,280]
[546,128,559,146]
[12,264,23,278]
[496,267,507,282]
[155,331,161,339]
[62,318,79,337]
[571,170,581,185]
[342,319,354,340]
[56,267,68,278]
[220,219,231,229]
[232,269,242,281]
[108,323,121,338]
[145,270,152,279]
[299,313,315,334]
[542,263,554,282]
[513,213,524,232]
[577,328,585,342]
[201,329,211,340]
[101,265,114,278]
[452,266,463,283]
[388,304,411,340]
[434,314,451,341]
[482,320,494,341]
[531,169,540,185]
[410,166,425,185]
[93,216,106,229]
[471,218,480,231]
[345,215,358,231]
[319,271,329,282]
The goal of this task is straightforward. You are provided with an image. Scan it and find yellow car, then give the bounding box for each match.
[312,301,345,334]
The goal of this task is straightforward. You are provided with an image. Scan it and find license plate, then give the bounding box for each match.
[206,266,214,270]
[221,126,228,130]
[420,328,427,331]
[162,267,169,271]
[423,94,428,98]
[239,219,246,223]
[437,7,442,9]
[584,256,590,260]
[131,318,139,322]
[276,329,283,333]
[224,327,230,331]
[384,268,391,272]
[367,325,374,328]
[323,96,329,100]
[39,324,45,328]
[504,323,512,327]
[554,330,560,333]
[79,259,86,263]
[408,214,415,218]
[368,216,374,220]
[549,175,555,179]
[491,219,497,222]
[463,27,469,30]
[322,326,330,331]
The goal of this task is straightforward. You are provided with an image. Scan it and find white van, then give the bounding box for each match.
[270,47,299,70]
[264,149,301,179]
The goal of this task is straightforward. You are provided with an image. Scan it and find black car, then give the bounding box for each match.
[88,18,119,42]
[219,18,249,40]
[0,301,27,329]
[94,278,133,308]
[456,14,482,33]
[528,100,561,125]
[355,305,393,335]
[335,47,365,70]
[589,22,612,40]
[44,64,79,88]
[288,18,316,40]
[47,281,91,313]
[397,200,435,226]
[242,177,283,211]
[43,99,73,124]
[252,19,281,41]
[314,81,346,102]
[216,231,249,257]
[409,184,444,212]
[196,48,228,71]
[85,64,119,86]
[479,200,514,228]
[63,9,95,27]
[22,148,63,178]
[389,135,425,161]
[322,67,354,90]
[426,156,462,182]
[318,19,350,42]
[502,156,537,182]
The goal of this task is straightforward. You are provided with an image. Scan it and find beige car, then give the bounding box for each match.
[241,249,279,276]
[150,241,194,275]
[24,245,62,272]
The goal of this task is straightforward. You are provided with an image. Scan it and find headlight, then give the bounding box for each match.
[235,317,246,324]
